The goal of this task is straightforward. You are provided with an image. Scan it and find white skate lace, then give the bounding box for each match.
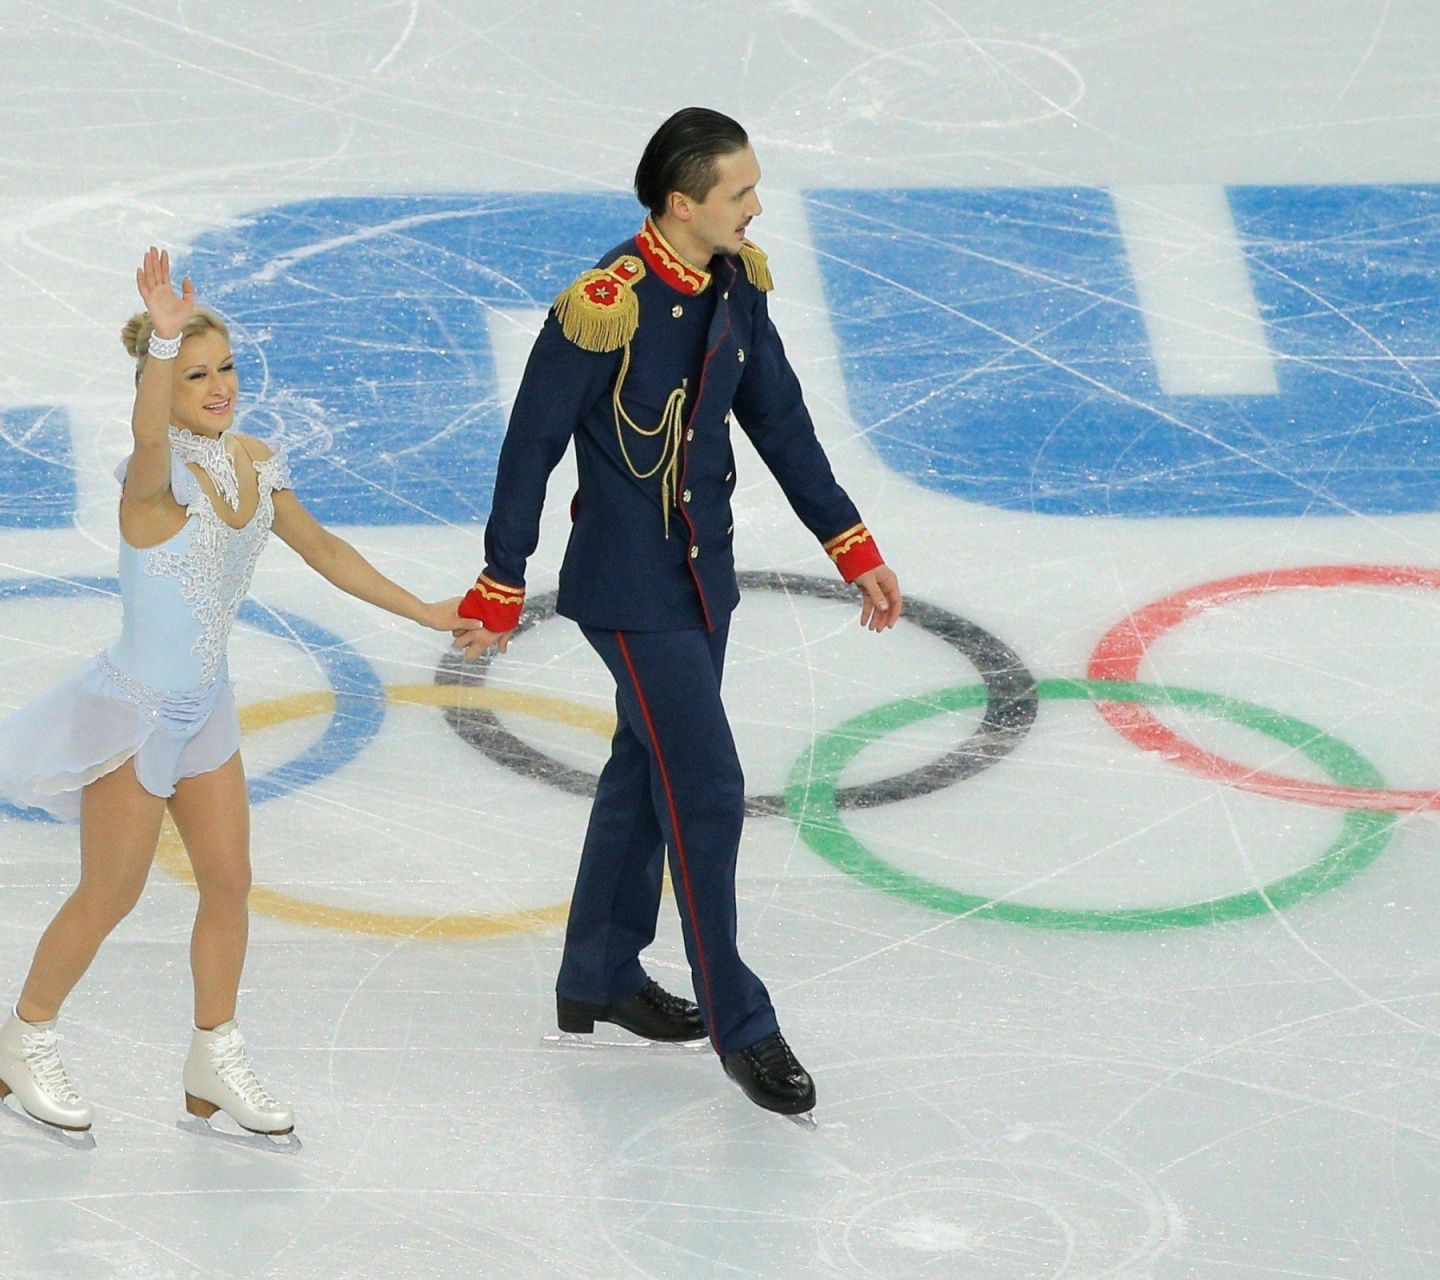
[208,1029,278,1109]
[20,1028,82,1105]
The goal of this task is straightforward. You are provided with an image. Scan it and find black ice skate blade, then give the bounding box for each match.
[176,1113,302,1155]
[0,1095,96,1150]
[542,1031,708,1053]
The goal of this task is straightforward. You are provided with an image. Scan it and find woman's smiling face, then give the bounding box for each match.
[169,328,238,437]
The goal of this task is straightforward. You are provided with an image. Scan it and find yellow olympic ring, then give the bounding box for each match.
[154,684,618,940]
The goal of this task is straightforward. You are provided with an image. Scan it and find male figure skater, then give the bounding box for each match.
[455,107,902,1115]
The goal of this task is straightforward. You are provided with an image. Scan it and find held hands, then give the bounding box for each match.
[854,564,903,632]
[417,597,471,633]
[136,246,194,339]
[452,625,511,659]
[425,599,513,657]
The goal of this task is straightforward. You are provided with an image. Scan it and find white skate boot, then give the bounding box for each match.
[0,1009,95,1149]
[179,1021,300,1153]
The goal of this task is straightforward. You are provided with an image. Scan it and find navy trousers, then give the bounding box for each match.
[556,622,778,1055]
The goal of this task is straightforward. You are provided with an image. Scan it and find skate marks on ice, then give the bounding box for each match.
[820,1126,1179,1278]
[573,1100,1176,1277]
[806,184,1440,520]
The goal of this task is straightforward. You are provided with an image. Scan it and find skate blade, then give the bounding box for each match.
[176,1113,302,1155]
[542,1032,708,1053]
[787,1111,819,1131]
[0,1095,96,1150]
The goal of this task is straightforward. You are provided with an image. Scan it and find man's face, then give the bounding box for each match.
[685,145,763,257]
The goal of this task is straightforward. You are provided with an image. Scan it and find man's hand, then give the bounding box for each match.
[854,564,902,632]
[453,625,513,660]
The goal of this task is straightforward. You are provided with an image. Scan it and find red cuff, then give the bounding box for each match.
[459,573,525,633]
[823,523,884,583]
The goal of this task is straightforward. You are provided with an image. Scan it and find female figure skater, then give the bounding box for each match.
[0,248,463,1146]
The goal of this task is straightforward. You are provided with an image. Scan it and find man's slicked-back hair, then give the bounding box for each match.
[634,108,749,218]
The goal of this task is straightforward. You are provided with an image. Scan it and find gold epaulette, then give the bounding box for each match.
[552,255,646,352]
[739,239,773,292]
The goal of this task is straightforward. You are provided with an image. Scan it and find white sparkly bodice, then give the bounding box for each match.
[109,437,291,692]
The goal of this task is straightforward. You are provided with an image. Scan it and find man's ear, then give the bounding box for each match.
[667,190,692,223]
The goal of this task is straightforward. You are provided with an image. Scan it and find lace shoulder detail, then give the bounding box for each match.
[113,452,205,508]
[170,453,206,507]
[254,451,292,494]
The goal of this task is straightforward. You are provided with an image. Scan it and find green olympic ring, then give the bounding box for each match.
[784,678,1397,931]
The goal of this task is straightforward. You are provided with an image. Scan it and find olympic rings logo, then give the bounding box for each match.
[0,565,1428,937]
[435,566,1425,933]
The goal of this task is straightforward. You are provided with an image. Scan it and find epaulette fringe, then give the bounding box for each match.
[552,256,646,353]
[739,239,773,292]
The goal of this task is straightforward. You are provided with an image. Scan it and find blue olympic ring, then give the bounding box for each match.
[0,576,385,822]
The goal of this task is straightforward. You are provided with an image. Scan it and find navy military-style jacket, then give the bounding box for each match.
[461,218,882,634]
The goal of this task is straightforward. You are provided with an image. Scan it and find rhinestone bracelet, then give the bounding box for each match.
[147,331,183,360]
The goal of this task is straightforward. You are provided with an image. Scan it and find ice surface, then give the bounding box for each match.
[2,3,1440,1278]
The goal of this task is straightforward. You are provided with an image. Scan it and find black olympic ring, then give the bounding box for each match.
[434,570,1038,817]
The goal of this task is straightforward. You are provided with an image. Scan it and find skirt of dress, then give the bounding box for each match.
[0,655,239,823]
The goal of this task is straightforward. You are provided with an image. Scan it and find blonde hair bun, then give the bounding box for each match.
[120,312,148,359]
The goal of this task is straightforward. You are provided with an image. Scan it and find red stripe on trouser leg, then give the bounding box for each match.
[615,631,719,1052]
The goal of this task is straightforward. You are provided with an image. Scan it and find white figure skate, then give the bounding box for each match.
[0,1010,96,1150]
[178,1021,300,1154]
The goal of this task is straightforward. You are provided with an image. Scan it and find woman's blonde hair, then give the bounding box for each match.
[121,306,230,381]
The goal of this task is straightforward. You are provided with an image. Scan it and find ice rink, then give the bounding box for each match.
[3,2,1440,1276]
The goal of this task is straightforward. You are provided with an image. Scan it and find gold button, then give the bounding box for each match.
[737,349,746,363]
[672,304,683,318]
[686,429,694,442]
[723,291,729,300]
[690,545,699,559]
[682,489,692,502]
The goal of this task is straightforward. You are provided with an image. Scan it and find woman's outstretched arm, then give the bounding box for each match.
[268,480,464,632]
[122,246,192,505]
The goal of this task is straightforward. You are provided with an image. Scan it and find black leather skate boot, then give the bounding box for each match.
[556,979,705,1042]
[722,1030,816,1115]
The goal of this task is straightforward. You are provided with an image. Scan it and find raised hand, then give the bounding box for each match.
[136,246,195,339]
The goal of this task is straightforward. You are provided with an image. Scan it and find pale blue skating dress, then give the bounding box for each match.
[0,428,291,821]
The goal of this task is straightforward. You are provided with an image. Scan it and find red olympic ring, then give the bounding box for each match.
[1088,564,1440,812]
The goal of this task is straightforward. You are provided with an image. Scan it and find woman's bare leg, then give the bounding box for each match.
[166,753,250,1031]
[16,758,166,1023]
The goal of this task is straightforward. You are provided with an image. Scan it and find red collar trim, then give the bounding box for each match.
[635,219,711,296]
